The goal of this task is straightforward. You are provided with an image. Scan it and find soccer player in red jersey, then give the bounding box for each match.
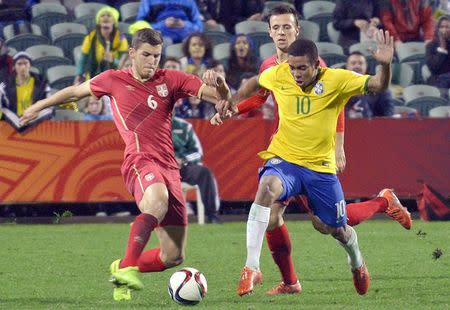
[209,5,411,296]
[20,28,232,301]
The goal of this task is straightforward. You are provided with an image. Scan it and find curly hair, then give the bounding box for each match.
[182,32,213,59]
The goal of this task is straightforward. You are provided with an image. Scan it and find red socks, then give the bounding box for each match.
[346,197,388,226]
[120,213,158,268]
[138,248,167,272]
[266,224,298,285]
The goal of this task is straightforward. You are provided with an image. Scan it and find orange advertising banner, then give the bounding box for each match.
[0,118,449,203]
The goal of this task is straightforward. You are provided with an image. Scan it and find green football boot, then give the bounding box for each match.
[109,259,132,301]
[110,260,144,291]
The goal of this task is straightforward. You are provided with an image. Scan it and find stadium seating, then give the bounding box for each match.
[31,3,72,38]
[248,32,272,57]
[421,64,431,84]
[74,2,106,31]
[5,33,49,52]
[303,0,335,41]
[50,23,87,61]
[73,45,82,66]
[25,45,72,76]
[326,21,340,44]
[213,42,230,61]
[396,41,426,84]
[299,20,320,42]
[403,85,448,116]
[316,42,346,66]
[259,42,276,60]
[164,43,184,59]
[204,31,232,46]
[47,65,77,90]
[428,106,450,117]
[235,21,268,34]
[120,2,140,23]
[3,23,42,40]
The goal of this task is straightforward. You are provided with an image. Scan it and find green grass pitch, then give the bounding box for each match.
[0,220,449,309]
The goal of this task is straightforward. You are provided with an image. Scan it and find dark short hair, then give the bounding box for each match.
[206,59,223,69]
[348,51,365,58]
[163,56,181,65]
[131,28,163,49]
[266,4,299,28]
[288,39,318,64]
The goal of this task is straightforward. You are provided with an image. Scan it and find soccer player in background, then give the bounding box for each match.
[20,28,231,301]
[210,5,412,296]
[212,30,396,296]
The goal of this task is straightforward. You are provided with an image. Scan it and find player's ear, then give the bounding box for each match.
[129,47,136,58]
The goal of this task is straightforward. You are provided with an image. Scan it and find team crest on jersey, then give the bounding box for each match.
[156,84,168,97]
[270,158,282,165]
[314,82,324,95]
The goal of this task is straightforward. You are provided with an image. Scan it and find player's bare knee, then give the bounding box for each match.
[311,215,331,235]
[256,177,283,205]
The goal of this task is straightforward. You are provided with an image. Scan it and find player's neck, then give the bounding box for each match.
[276,49,288,64]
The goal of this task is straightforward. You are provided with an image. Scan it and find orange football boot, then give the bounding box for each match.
[237,266,263,296]
[378,188,412,230]
[352,263,370,295]
[266,280,302,295]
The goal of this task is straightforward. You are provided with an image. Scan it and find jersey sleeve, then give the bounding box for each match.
[89,70,113,98]
[237,88,270,114]
[258,66,277,92]
[171,70,203,101]
[337,69,370,98]
[336,110,345,132]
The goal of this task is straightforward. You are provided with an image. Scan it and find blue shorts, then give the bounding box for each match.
[259,157,347,227]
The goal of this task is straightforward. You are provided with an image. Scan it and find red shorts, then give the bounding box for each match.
[122,154,187,226]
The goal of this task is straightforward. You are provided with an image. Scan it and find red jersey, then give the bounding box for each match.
[90,68,203,169]
[238,54,345,132]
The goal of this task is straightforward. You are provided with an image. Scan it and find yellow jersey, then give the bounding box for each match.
[258,63,370,173]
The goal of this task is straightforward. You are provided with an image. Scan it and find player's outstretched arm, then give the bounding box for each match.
[367,29,394,93]
[20,81,92,125]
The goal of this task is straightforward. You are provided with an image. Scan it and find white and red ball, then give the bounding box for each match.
[168,267,207,305]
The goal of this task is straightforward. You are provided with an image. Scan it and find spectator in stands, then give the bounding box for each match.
[136,0,203,44]
[345,51,394,118]
[0,38,13,84]
[0,52,49,117]
[226,34,259,90]
[179,32,213,77]
[83,96,112,121]
[379,0,434,51]
[196,0,264,33]
[332,0,381,53]
[163,56,182,70]
[74,6,128,84]
[425,15,450,90]
[172,116,222,224]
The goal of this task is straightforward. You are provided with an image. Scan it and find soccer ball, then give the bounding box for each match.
[168,267,207,305]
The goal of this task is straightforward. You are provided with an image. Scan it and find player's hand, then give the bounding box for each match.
[215,99,233,117]
[210,113,223,125]
[335,147,346,174]
[202,70,222,87]
[371,29,394,65]
[20,103,41,126]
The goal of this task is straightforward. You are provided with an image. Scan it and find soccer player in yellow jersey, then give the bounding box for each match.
[216,29,394,296]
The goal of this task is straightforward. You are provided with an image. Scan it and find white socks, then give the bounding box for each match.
[338,226,363,269]
[245,203,271,270]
